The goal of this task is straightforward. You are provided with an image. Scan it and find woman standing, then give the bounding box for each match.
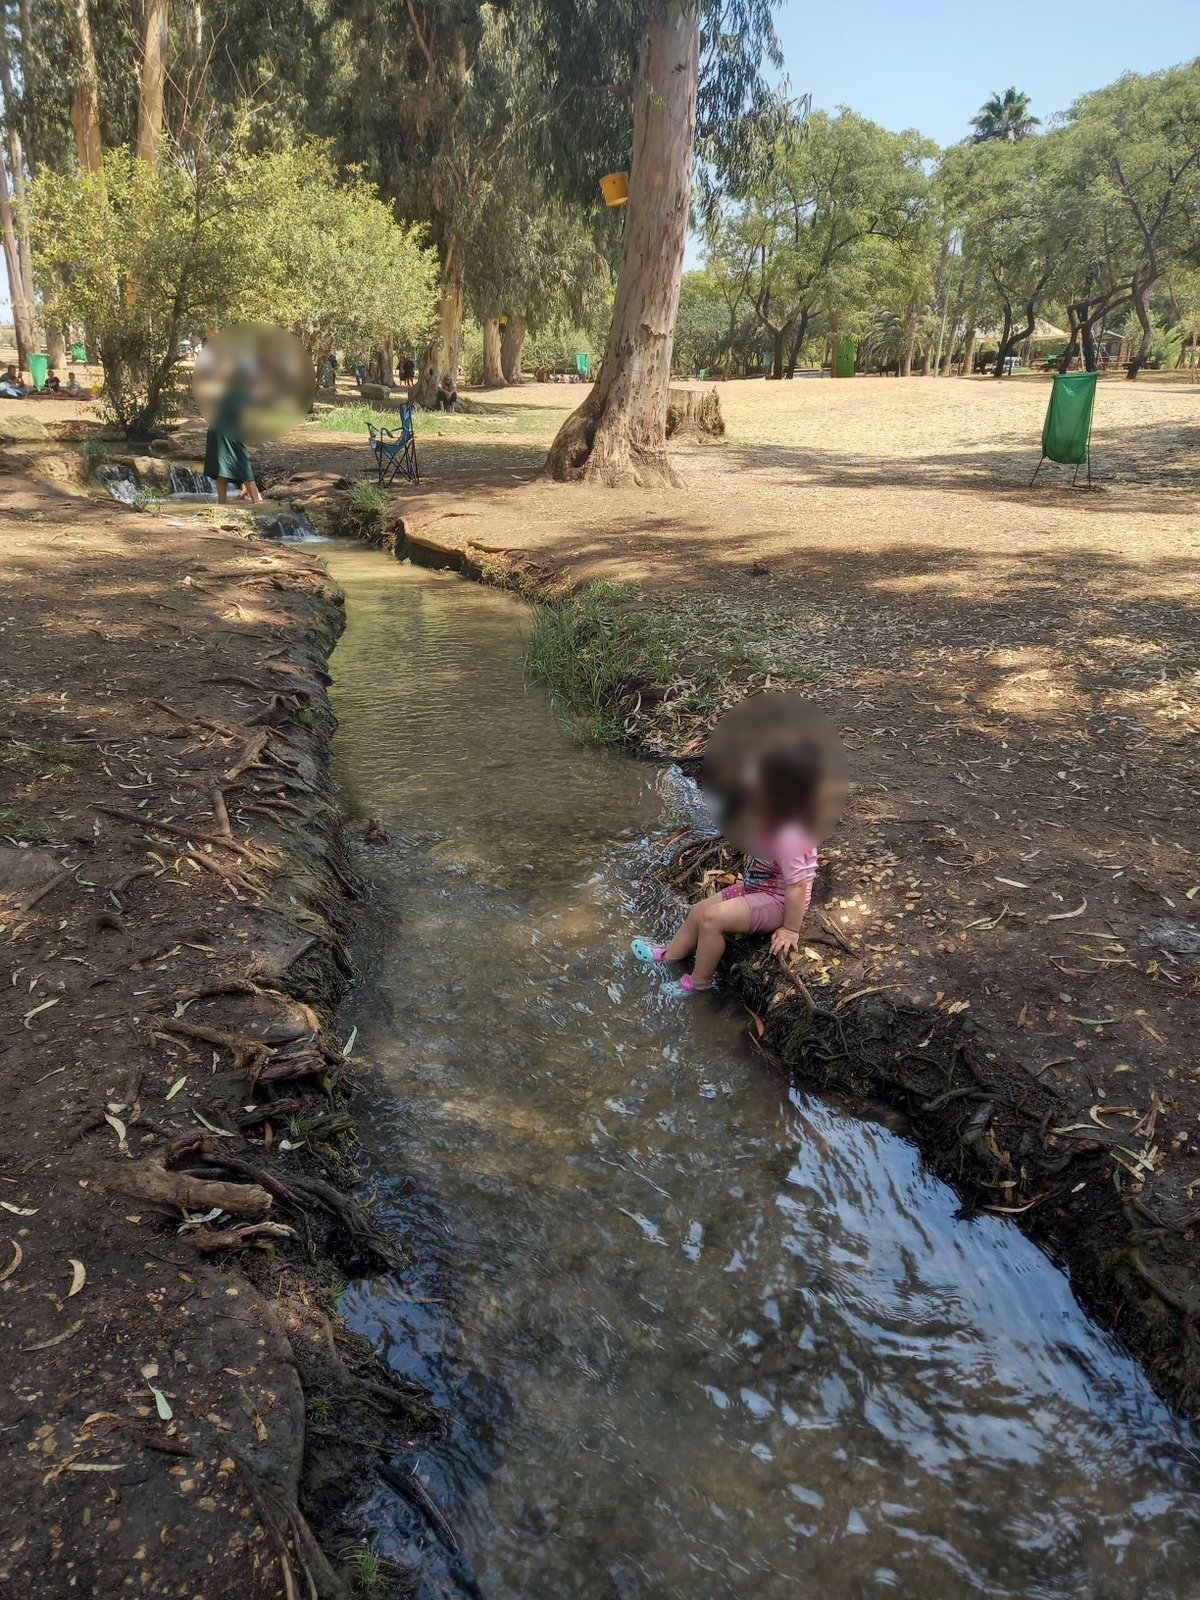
[204,368,262,505]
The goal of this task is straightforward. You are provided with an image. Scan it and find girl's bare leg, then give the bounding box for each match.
[692,896,753,987]
[244,480,262,504]
[663,903,704,962]
[216,477,229,504]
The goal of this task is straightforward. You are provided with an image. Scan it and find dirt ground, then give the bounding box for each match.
[0,420,429,1597]
[267,370,1200,1405]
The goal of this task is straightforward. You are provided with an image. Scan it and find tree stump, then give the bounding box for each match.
[665,387,725,441]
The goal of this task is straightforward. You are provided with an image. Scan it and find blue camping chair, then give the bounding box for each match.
[368,405,420,487]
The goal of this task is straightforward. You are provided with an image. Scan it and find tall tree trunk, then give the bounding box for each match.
[545,2,700,485]
[1126,277,1154,378]
[784,311,808,378]
[414,238,464,406]
[67,0,104,178]
[769,328,784,380]
[377,335,395,387]
[0,18,35,350]
[482,316,505,386]
[136,0,169,166]
[0,139,33,361]
[900,309,917,377]
[500,316,526,383]
[959,327,976,376]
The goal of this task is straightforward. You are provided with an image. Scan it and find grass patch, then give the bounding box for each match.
[0,808,54,844]
[349,479,386,515]
[526,580,676,743]
[525,581,810,747]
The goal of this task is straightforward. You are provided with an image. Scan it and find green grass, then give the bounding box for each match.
[525,581,806,745]
[349,479,386,515]
[302,396,572,439]
[306,1394,334,1425]
[350,1549,384,1596]
[525,580,680,743]
[0,807,54,845]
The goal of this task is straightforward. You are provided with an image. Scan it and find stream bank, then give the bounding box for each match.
[308,485,1200,1425]
[0,435,429,1599]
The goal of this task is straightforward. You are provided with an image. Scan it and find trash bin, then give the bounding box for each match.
[70,342,87,363]
[27,353,49,391]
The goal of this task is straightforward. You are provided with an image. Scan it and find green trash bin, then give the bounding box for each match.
[574,352,589,378]
[1031,370,1099,486]
[26,353,49,391]
[70,342,87,363]
[833,338,856,378]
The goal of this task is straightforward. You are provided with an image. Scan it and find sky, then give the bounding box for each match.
[770,0,1189,150]
[2,0,1193,314]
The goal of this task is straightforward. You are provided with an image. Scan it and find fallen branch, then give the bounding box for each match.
[106,1133,272,1217]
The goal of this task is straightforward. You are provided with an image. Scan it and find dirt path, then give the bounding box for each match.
[0,427,425,1597]
[267,372,1200,1409]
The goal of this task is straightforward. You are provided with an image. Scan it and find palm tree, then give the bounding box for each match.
[970,88,1040,144]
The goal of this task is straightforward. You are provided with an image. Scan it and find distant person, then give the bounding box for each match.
[204,363,263,506]
[434,372,458,411]
[0,364,24,398]
[45,373,61,393]
[401,353,416,384]
[65,371,91,398]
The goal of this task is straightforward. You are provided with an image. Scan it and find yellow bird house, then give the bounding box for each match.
[599,172,629,207]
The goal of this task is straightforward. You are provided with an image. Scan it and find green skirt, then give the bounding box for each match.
[204,427,254,484]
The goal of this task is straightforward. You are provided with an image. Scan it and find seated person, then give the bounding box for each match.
[434,373,458,411]
[0,364,25,398]
[65,371,91,398]
[45,373,61,393]
[401,354,416,384]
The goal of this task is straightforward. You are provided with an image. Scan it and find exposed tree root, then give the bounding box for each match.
[108,1133,273,1217]
[234,1451,349,1600]
[186,1220,297,1253]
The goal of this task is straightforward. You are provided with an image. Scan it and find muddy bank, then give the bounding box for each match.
[299,484,1200,1424]
[0,440,430,1598]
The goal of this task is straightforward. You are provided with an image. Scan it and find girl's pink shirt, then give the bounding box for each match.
[745,823,819,898]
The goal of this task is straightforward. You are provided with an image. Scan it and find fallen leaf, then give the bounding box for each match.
[165,1076,187,1100]
[24,1318,84,1352]
[0,1201,37,1216]
[66,1259,86,1298]
[1045,898,1088,922]
[0,1238,22,1282]
[104,1113,129,1154]
[22,997,60,1028]
[148,1385,173,1422]
[342,1025,358,1057]
[994,877,1029,889]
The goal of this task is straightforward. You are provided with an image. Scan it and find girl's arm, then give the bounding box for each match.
[770,881,813,957]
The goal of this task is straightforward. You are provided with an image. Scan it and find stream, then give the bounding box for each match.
[323,543,1200,1600]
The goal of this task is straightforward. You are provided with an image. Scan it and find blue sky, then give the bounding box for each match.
[773,0,1189,148]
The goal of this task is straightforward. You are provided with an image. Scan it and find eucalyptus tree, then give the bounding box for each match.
[537,0,784,485]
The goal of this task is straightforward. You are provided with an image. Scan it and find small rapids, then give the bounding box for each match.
[95,459,320,539]
[324,544,1200,1600]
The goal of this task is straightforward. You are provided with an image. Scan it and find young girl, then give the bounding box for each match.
[632,742,820,996]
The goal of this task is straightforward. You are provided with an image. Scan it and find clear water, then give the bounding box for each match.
[323,544,1200,1600]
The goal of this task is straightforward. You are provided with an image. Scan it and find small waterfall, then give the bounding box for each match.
[96,463,140,504]
[168,464,216,497]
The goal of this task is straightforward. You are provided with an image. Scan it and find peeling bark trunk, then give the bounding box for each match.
[500,316,526,383]
[959,328,976,376]
[414,239,464,407]
[0,24,35,351]
[482,317,505,386]
[545,4,699,486]
[0,141,33,361]
[67,0,104,178]
[135,0,169,166]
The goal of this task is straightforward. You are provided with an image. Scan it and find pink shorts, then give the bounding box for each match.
[721,883,786,933]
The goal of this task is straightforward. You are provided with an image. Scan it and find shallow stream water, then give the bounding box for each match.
[323,544,1200,1600]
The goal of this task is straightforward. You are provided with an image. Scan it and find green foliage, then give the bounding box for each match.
[28,146,260,435]
[349,480,386,515]
[526,580,676,743]
[27,138,438,437]
[250,143,439,358]
[970,88,1040,144]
